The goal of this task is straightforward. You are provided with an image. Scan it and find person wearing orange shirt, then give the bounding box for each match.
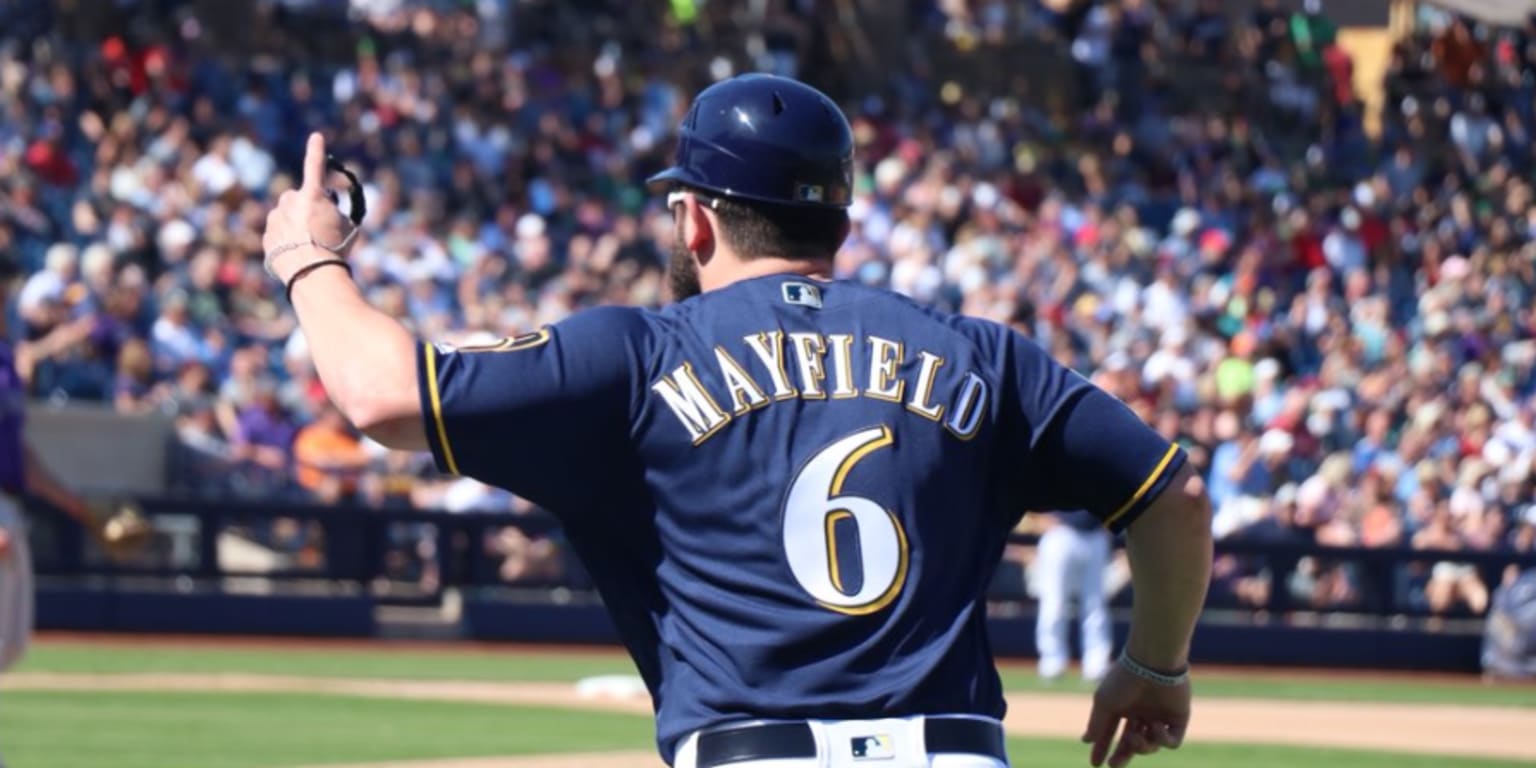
[293,403,370,502]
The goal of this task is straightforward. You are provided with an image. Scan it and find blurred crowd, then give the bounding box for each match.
[3,0,1536,611]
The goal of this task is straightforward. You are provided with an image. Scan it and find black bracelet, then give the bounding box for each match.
[285,258,353,304]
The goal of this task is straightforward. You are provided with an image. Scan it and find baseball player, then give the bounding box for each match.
[264,75,1212,768]
[0,257,150,768]
[1034,510,1115,683]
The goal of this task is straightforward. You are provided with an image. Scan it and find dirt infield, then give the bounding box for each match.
[288,752,661,768]
[6,671,1535,766]
[35,632,1500,687]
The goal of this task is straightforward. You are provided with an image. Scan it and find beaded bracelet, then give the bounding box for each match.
[1118,649,1190,687]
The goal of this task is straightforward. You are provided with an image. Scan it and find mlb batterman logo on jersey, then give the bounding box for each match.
[782,281,822,308]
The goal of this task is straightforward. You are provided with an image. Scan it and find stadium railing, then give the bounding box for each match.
[26,496,1536,622]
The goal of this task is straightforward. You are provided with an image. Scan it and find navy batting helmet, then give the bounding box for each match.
[648,74,853,209]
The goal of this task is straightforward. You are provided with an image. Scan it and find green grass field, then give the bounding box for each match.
[5,640,1534,768]
[2,690,652,768]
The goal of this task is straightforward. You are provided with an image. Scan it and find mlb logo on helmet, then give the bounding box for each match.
[797,184,825,202]
[850,733,894,760]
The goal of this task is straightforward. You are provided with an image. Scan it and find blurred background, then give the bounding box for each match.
[3,0,1536,678]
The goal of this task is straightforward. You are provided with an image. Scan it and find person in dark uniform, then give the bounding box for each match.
[0,256,106,768]
[262,76,1213,768]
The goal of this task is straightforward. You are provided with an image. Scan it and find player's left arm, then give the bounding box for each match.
[22,442,94,526]
[1004,335,1211,648]
[1002,331,1211,767]
[23,441,155,560]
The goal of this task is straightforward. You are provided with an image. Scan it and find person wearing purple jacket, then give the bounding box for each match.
[230,380,298,495]
[0,257,102,767]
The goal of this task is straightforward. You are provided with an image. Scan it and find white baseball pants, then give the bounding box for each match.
[0,493,32,673]
[1034,524,1112,681]
[671,715,1009,768]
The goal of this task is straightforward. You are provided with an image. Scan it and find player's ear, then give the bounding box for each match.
[684,195,715,260]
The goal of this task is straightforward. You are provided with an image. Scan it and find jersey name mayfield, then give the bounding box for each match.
[650,330,988,445]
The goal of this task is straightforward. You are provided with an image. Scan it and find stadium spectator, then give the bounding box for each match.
[1416,504,1491,616]
[292,403,370,503]
[16,244,77,334]
[112,337,157,414]
[229,380,297,496]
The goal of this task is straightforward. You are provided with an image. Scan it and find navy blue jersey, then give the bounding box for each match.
[1056,510,1104,532]
[418,275,1185,763]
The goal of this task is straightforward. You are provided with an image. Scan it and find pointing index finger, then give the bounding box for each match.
[301,132,327,194]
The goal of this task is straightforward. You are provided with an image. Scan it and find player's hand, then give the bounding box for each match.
[0,528,11,560]
[262,132,356,283]
[1081,662,1190,768]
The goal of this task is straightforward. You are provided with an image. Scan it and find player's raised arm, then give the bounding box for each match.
[261,133,425,450]
[263,133,643,501]
[1000,331,1212,768]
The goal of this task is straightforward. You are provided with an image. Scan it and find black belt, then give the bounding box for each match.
[695,716,1007,767]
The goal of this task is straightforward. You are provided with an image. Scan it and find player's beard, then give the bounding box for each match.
[668,231,701,302]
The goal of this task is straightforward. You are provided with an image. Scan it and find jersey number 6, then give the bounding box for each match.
[783,425,909,615]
